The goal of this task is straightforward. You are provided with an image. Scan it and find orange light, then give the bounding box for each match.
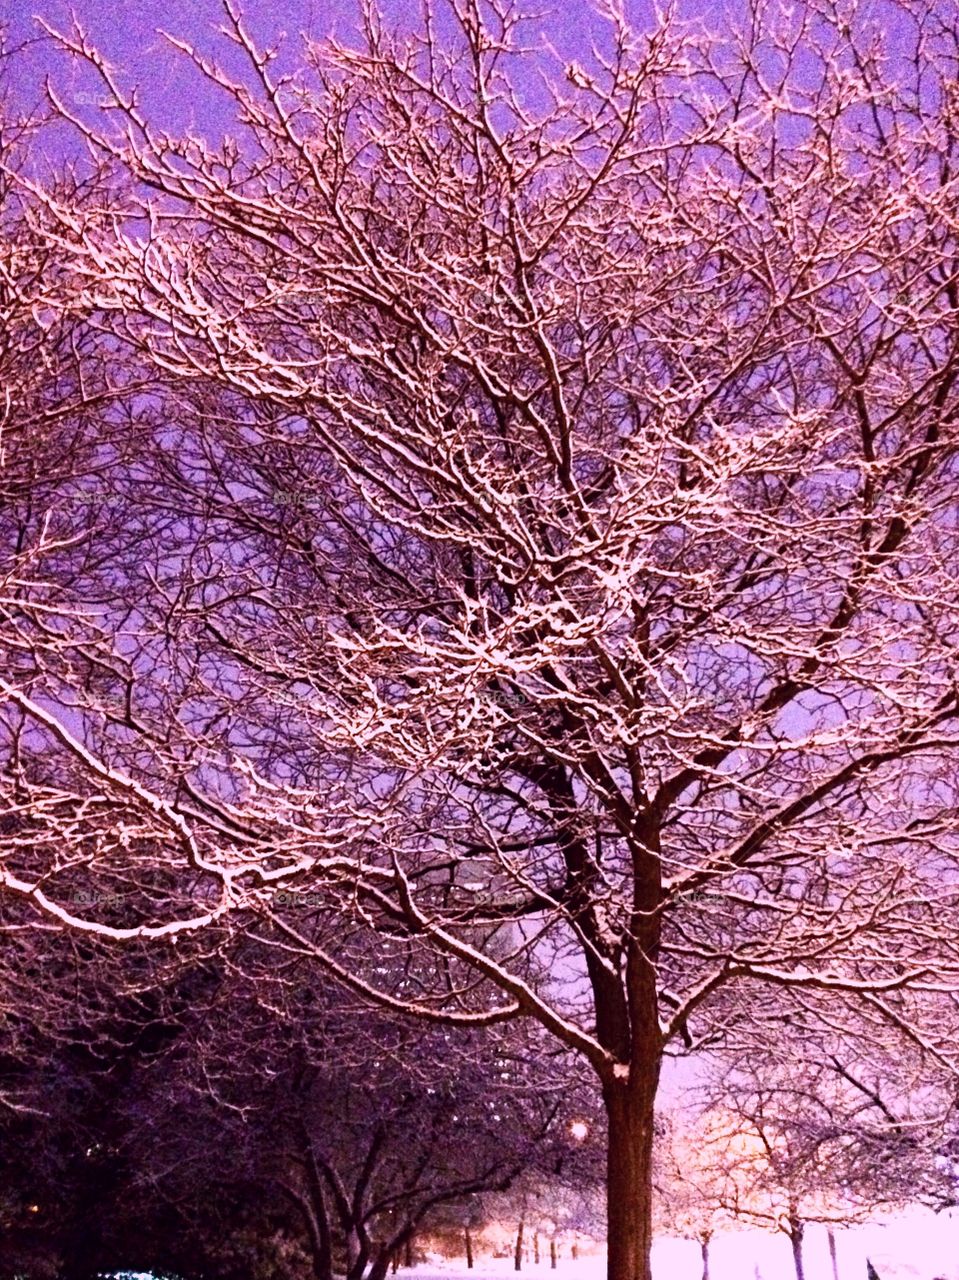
[570,1121,589,1141]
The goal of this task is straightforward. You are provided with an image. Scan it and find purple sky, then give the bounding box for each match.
[5,0,916,176]
[9,0,656,131]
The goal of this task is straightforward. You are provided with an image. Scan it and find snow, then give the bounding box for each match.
[405,1209,959,1280]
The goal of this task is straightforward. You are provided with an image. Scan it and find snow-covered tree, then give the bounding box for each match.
[10,3,959,1278]
[655,1111,736,1280]
[683,1023,959,1280]
[169,953,597,1280]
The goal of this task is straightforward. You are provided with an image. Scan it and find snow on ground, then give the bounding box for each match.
[407,1209,959,1280]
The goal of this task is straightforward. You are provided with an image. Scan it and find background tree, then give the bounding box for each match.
[0,906,592,1280]
[682,1018,959,1280]
[158,946,601,1280]
[654,1111,736,1280]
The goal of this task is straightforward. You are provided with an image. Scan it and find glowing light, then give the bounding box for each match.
[569,1120,589,1142]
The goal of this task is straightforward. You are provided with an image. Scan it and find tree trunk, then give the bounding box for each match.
[306,1200,334,1280]
[787,1217,805,1280]
[515,1218,525,1272]
[277,1178,334,1280]
[572,1240,579,1261]
[603,1069,659,1280]
[534,1231,540,1265]
[593,806,664,1280]
[389,1224,417,1276]
[347,1229,372,1280]
[551,1239,558,1270]
[368,1245,394,1280]
[827,1227,839,1280]
[465,1225,474,1270]
[306,1177,334,1280]
[700,1234,710,1280]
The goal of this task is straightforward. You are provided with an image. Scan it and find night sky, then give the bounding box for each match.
[7,0,650,132]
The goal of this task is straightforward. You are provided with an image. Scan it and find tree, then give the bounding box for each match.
[156,952,599,1280]
[682,1024,959,1280]
[696,990,959,1219]
[0,916,586,1280]
[677,1095,840,1280]
[0,935,239,1280]
[655,1112,735,1280]
[11,2,959,1279]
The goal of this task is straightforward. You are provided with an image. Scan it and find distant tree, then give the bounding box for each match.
[654,1111,736,1280]
[682,1022,959,1280]
[144,946,601,1280]
[697,988,959,1215]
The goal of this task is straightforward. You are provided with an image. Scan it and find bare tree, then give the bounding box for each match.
[0,58,235,945]
[684,1024,959,1280]
[10,2,959,1278]
[655,1112,733,1280]
[0,912,586,1280]
[65,919,597,1280]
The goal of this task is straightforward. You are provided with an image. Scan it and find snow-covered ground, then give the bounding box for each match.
[107,1211,959,1280]
[408,1209,959,1280]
